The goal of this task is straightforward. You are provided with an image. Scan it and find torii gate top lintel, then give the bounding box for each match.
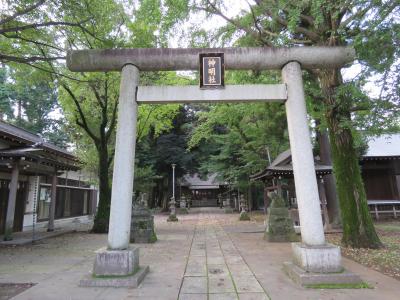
[67,46,355,72]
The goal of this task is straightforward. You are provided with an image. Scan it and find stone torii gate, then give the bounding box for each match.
[68,47,359,286]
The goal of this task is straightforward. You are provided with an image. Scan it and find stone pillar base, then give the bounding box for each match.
[283,262,362,286]
[80,247,149,288]
[291,242,342,273]
[80,266,149,288]
[284,242,363,286]
[94,247,139,276]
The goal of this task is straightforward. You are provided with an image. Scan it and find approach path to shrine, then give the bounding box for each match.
[0,208,399,299]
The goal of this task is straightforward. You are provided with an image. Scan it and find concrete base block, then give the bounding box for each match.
[292,242,342,273]
[93,247,139,276]
[80,266,149,288]
[283,262,362,286]
[224,208,234,213]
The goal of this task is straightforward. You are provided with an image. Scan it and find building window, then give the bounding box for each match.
[39,184,93,221]
[37,186,51,220]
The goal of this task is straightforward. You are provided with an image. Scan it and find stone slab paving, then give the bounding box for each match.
[222,213,400,300]
[0,208,399,300]
[178,211,269,300]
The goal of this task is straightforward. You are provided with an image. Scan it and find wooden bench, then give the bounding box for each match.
[368,200,400,220]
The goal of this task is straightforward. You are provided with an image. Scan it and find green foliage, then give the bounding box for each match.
[188,69,287,189]
[329,124,382,248]
[1,0,127,66]
[270,193,286,209]
[137,104,181,140]
[149,230,158,243]
[0,66,69,146]
[239,211,250,221]
[188,0,399,136]
[189,99,288,187]
[167,214,178,222]
[0,68,14,120]
[134,166,157,193]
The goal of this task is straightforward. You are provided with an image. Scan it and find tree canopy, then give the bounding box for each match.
[1,0,398,247]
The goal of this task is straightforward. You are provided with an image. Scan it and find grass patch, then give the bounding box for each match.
[149,231,157,243]
[375,224,400,232]
[305,282,372,289]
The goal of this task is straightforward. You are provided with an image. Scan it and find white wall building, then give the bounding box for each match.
[0,121,98,238]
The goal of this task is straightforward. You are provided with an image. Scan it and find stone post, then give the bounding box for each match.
[172,164,176,199]
[282,62,342,274]
[4,162,19,241]
[318,177,331,231]
[168,164,178,221]
[282,61,325,246]
[234,195,238,211]
[47,171,57,232]
[107,64,139,250]
[239,195,250,221]
[86,64,149,285]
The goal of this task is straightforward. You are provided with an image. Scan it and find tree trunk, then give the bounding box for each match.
[162,193,168,212]
[161,177,171,212]
[149,186,156,208]
[320,69,382,248]
[91,145,111,233]
[316,126,341,227]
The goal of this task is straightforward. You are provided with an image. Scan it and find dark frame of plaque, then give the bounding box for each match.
[199,53,225,89]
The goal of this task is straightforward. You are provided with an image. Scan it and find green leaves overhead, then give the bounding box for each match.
[1,0,128,66]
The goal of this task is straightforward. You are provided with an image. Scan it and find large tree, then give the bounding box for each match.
[180,0,400,248]
[0,67,14,120]
[0,0,104,67]
[1,0,177,232]
[0,65,69,146]
[56,0,186,231]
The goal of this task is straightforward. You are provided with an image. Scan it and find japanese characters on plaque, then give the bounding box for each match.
[199,53,225,89]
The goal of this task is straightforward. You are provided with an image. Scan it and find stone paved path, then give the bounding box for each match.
[179,212,268,300]
[1,207,400,300]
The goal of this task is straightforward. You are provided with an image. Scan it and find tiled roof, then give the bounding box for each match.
[364,134,400,157]
[250,149,332,180]
[181,173,226,188]
[0,121,75,159]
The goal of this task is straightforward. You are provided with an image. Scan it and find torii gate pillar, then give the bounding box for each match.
[80,65,150,287]
[282,62,342,275]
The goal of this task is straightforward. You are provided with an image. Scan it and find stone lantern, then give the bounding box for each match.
[239,194,250,221]
[130,194,157,243]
